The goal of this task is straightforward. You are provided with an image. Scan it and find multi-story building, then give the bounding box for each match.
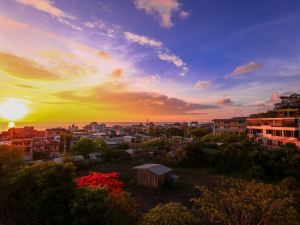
[274,93,300,109]
[247,113,300,149]
[248,93,300,149]
[212,117,247,135]
[83,122,106,133]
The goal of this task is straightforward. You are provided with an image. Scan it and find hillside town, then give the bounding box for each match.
[1,93,299,163]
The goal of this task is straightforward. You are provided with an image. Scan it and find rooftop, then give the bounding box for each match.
[133,164,172,175]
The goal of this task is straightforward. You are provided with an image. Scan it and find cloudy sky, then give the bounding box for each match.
[0,0,300,122]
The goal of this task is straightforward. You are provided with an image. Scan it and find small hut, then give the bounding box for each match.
[133,164,173,188]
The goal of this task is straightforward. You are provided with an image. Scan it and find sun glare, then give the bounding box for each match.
[0,98,29,121]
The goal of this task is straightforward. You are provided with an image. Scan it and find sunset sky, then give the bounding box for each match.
[0,0,300,123]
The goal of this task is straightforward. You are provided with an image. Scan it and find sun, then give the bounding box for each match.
[0,98,29,121]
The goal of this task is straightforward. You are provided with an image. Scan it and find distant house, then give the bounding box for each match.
[133,164,174,188]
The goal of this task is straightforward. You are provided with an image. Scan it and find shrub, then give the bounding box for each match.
[142,202,200,225]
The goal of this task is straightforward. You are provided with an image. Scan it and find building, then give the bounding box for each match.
[274,93,300,110]
[212,117,247,135]
[83,122,106,133]
[133,164,173,188]
[247,115,300,149]
[0,127,45,161]
[247,93,300,149]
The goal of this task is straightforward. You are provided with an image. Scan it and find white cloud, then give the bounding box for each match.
[124,31,188,75]
[124,32,162,47]
[194,80,212,89]
[143,74,160,83]
[134,0,185,28]
[83,21,105,29]
[229,61,261,76]
[15,0,81,31]
[157,52,184,67]
[180,11,189,19]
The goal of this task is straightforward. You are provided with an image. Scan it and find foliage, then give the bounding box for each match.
[192,179,299,225]
[142,202,200,225]
[165,135,300,181]
[142,138,169,151]
[148,126,165,137]
[71,138,98,157]
[108,191,141,225]
[5,162,76,225]
[0,145,23,179]
[102,149,131,162]
[73,172,139,225]
[114,142,130,150]
[166,127,184,137]
[71,187,111,225]
[190,128,210,139]
[75,172,124,195]
[94,139,108,151]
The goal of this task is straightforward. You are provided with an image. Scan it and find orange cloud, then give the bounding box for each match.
[15,0,74,19]
[217,98,234,105]
[97,51,112,60]
[229,61,261,76]
[55,83,217,115]
[111,68,123,79]
[0,15,28,30]
[0,51,58,80]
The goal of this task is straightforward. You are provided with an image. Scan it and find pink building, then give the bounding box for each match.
[247,116,300,149]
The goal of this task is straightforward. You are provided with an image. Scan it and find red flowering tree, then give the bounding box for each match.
[75,172,124,195]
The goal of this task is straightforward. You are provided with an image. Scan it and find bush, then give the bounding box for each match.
[192,179,299,225]
[142,202,200,225]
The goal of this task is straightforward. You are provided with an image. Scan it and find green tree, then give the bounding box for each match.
[190,128,210,140]
[94,139,108,151]
[0,145,23,179]
[142,202,200,225]
[166,127,184,137]
[71,187,111,225]
[71,138,98,157]
[71,188,140,225]
[5,162,76,225]
[192,179,299,225]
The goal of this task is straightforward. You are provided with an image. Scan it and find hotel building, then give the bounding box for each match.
[212,117,247,135]
[247,93,300,149]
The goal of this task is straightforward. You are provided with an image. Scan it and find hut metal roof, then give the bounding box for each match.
[133,164,172,175]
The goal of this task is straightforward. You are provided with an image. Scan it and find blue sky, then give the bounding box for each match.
[0,0,300,122]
